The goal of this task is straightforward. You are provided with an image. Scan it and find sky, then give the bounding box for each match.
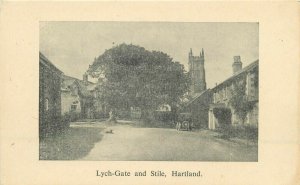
[40,22,258,89]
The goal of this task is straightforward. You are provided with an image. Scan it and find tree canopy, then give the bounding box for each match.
[87,43,190,120]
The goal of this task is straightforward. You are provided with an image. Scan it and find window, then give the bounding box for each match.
[71,105,77,111]
[45,99,49,111]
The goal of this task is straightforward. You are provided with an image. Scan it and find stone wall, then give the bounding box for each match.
[183,90,212,128]
[39,58,62,138]
[39,55,62,138]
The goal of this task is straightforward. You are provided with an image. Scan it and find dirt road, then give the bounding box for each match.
[81,123,257,161]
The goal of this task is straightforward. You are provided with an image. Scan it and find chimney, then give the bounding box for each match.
[232,56,242,74]
[83,73,88,84]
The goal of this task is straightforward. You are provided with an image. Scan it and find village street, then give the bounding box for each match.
[39,23,259,163]
[70,121,258,161]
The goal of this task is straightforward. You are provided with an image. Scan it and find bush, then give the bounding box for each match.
[216,124,258,141]
[243,125,258,140]
[61,112,71,129]
[69,112,81,122]
[117,110,131,119]
[94,111,109,119]
[154,111,173,122]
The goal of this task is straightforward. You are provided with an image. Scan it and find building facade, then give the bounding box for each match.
[39,52,63,137]
[208,57,259,129]
[61,76,82,115]
[61,74,106,119]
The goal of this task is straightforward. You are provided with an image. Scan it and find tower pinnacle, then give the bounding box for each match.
[189,48,193,56]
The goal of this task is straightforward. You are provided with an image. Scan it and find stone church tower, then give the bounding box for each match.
[189,48,207,95]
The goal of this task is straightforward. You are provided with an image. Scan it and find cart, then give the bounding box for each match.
[176,113,192,131]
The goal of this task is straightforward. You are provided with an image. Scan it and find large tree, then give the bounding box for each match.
[88,43,190,122]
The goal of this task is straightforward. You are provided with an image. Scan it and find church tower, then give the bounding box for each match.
[189,48,207,95]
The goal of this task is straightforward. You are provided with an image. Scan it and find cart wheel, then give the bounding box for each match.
[182,121,189,131]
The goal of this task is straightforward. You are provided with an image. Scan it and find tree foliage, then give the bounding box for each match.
[88,43,190,121]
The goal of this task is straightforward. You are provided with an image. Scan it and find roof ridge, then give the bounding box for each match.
[185,89,210,107]
[211,59,258,90]
[39,52,63,73]
[63,74,95,85]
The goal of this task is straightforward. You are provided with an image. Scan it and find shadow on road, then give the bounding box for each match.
[39,127,103,160]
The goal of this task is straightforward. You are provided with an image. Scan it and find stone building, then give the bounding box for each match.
[189,48,207,96]
[181,49,211,128]
[61,73,106,119]
[208,57,259,129]
[61,75,82,115]
[39,52,63,137]
[181,90,212,128]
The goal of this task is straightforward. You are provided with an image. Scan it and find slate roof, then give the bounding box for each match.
[61,75,97,97]
[39,52,63,75]
[184,89,211,108]
[211,60,259,91]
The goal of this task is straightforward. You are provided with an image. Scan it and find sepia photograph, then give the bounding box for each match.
[1,2,300,185]
[39,22,259,161]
